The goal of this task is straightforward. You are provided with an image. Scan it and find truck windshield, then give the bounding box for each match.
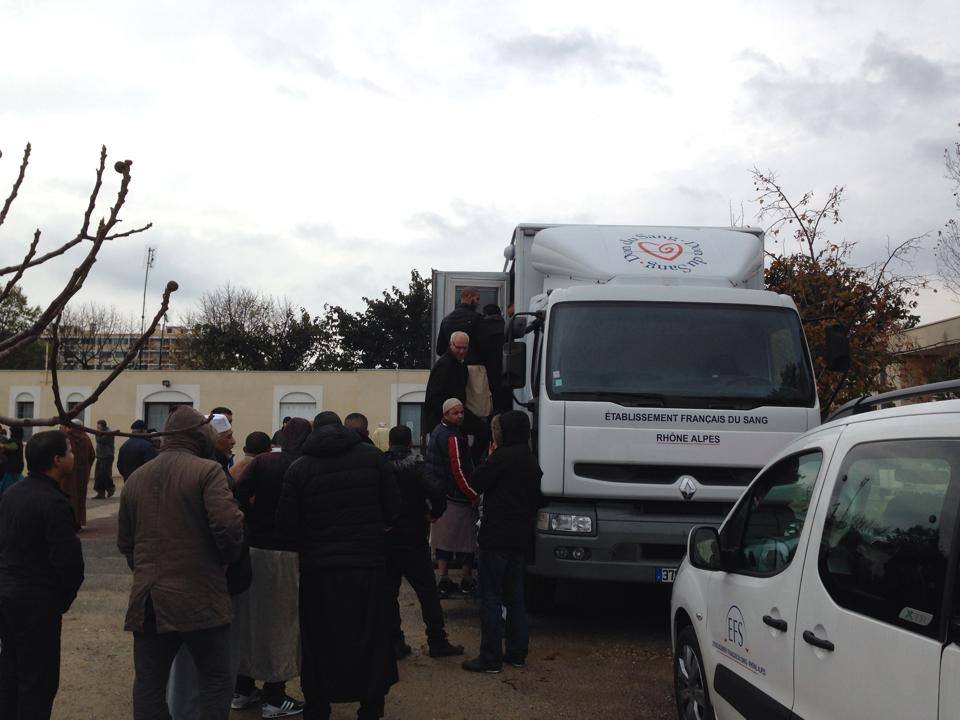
[546,302,815,408]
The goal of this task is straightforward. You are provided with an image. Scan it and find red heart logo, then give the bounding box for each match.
[638,242,683,261]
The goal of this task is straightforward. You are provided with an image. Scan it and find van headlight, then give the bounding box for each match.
[537,511,593,534]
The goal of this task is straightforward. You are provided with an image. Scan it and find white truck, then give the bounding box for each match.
[432,224,843,606]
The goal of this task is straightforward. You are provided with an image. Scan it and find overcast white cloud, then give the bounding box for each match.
[1,0,959,324]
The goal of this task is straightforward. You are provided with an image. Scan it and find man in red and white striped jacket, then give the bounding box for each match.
[424,398,480,596]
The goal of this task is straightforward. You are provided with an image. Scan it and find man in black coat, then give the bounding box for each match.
[435,287,483,364]
[276,412,401,720]
[423,331,470,434]
[479,304,512,415]
[461,411,544,674]
[0,430,85,718]
[116,419,158,480]
[383,425,463,661]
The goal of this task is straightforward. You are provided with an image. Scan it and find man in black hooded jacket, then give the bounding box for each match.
[383,425,463,661]
[462,411,544,674]
[276,412,401,720]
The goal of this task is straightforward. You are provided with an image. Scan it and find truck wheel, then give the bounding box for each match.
[524,574,557,615]
[674,625,713,720]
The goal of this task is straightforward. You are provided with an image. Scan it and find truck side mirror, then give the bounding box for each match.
[506,315,527,342]
[688,526,722,571]
[502,341,527,389]
[824,324,850,373]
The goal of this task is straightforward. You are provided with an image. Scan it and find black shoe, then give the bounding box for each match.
[107,487,115,498]
[503,654,526,668]
[462,657,502,673]
[92,493,106,500]
[437,577,458,598]
[394,639,412,659]
[459,577,477,595]
[428,639,465,657]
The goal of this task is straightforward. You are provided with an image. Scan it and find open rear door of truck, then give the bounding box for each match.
[431,270,509,362]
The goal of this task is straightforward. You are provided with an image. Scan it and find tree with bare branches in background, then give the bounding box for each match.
[0,144,190,438]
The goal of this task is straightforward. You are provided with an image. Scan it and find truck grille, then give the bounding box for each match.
[633,501,734,518]
[612,543,686,563]
[574,463,759,486]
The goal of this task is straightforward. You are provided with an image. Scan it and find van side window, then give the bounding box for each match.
[721,450,823,576]
[818,440,959,640]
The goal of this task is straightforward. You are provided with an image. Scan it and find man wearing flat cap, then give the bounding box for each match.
[116,419,158,482]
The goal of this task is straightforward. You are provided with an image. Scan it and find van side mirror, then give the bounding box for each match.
[824,324,850,373]
[502,341,527,389]
[688,526,722,571]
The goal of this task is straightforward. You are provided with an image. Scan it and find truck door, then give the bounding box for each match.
[792,420,960,720]
[431,271,509,359]
[705,435,836,720]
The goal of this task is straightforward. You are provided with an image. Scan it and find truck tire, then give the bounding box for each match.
[524,573,557,615]
[674,625,713,720]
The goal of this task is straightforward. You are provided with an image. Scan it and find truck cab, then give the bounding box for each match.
[433,224,822,604]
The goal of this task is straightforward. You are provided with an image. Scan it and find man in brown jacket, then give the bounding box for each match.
[118,406,245,720]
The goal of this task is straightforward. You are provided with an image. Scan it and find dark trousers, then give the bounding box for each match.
[478,550,529,666]
[0,597,62,720]
[133,624,232,720]
[386,543,446,645]
[93,457,114,493]
[462,410,490,466]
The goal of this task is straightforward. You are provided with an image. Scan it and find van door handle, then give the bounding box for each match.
[763,615,788,632]
[802,630,835,652]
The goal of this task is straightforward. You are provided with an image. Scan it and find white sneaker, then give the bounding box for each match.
[231,687,261,710]
[262,696,305,718]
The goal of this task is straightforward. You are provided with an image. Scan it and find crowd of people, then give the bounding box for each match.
[0,287,545,720]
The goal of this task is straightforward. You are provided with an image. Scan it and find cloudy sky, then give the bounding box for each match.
[2,0,959,325]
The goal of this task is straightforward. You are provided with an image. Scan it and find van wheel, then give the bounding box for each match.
[524,574,556,615]
[675,625,712,720]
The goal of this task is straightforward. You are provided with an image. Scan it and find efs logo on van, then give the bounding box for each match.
[726,605,745,647]
[619,233,709,274]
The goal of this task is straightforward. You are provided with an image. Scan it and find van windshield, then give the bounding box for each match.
[545,301,815,409]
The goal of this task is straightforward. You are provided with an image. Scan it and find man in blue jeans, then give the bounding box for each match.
[461,411,544,673]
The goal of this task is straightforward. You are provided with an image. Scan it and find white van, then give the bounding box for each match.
[670,381,960,720]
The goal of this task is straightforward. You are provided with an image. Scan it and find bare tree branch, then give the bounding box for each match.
[0,229,40,306]
[0,144,31,229]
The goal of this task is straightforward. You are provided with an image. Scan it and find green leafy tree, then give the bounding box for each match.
[753,169,925,416]
[315,270,432,370]
[183,284,329,371]
[0,287,45,369]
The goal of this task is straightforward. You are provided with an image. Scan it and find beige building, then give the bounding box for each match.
[891,314,960,389]
[1,368,430,446]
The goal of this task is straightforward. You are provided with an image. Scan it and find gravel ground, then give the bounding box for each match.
[52,504,676,720]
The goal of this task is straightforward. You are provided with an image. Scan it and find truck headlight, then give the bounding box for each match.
[537,511,593,534]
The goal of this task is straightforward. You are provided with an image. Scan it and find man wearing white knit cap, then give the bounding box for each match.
[424,398,480,597]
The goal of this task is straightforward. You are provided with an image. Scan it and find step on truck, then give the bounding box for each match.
[431,224,845,607]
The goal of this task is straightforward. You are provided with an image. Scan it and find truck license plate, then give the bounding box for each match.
[655,567,677,583]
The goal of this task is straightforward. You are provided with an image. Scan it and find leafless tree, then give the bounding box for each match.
[0,144,200,438]
[57,302,137,369]
[936,124,960,296]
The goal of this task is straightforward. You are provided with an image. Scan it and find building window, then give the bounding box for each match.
[144,401,194,432]
[15,394,34,439]
[279,392,317,423]
[398,402,424,448]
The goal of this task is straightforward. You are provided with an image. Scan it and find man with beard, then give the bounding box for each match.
[276,412,400,720]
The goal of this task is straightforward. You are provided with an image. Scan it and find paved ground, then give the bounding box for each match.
[53,491,676,720]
